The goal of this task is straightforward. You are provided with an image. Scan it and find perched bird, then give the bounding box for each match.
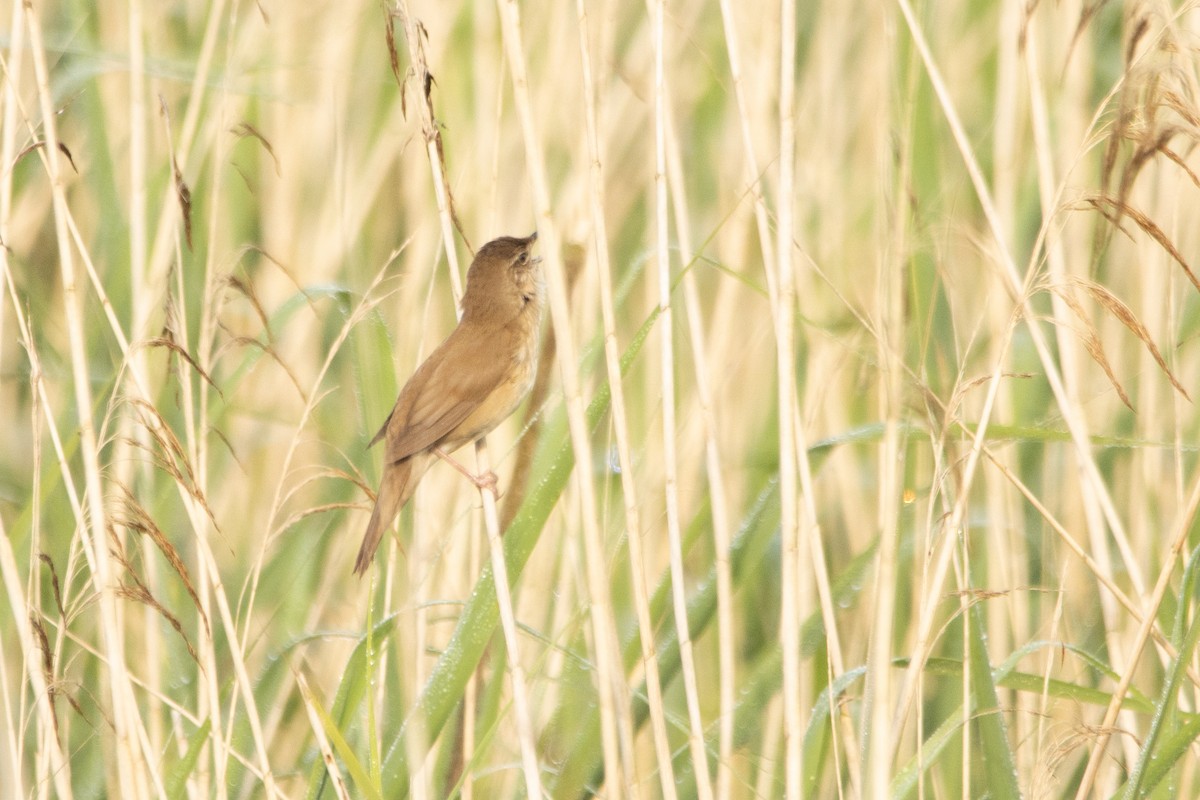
[355,232,544,575]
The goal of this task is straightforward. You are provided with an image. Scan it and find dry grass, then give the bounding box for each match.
[3,0,1200,798]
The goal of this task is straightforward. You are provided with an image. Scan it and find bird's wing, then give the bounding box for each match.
[379,328,510,464]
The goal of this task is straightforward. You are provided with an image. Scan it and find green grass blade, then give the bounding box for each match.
[165,718,211,800]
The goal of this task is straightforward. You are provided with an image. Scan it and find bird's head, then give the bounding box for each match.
[463,231,543,320]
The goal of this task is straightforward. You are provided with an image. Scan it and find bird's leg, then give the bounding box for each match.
[433,446,501,498]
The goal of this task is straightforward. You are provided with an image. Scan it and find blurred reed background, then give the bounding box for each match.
[3,0,1200,797]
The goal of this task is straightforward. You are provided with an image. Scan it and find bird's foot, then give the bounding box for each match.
[472,470,502,499]
[433,447,502,499]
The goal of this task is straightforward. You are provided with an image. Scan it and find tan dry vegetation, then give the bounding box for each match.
[3,0,1200,798]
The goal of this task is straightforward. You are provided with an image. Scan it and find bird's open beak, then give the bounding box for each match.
[527,231,540,263]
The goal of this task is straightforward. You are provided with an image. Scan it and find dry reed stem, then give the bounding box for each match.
[662,96,738,800]
[386,6,542,791]
[381,3,542,794]
[576,0,678,795]
[0,323,73,798]
[498,0,637,794]
[651,0,714,796]
[23,365,83,798]
[774,0,804,795]
[475,438,543,796]
[23,5,149,797]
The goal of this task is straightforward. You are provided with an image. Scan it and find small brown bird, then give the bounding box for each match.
[355,232,544,575]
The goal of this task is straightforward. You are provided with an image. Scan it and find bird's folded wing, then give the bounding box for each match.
[383,338,509,463]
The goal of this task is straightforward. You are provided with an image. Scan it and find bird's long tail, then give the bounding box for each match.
[354,454,430,575]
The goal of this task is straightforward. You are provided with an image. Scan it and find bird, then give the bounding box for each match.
[354,232,544,575]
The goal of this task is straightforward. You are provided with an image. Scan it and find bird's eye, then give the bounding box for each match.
[517,252,529,265]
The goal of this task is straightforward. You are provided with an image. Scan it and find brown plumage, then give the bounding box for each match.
[354,232,544,575]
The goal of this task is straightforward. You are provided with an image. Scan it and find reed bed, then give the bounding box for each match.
[3,0,1200,797]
